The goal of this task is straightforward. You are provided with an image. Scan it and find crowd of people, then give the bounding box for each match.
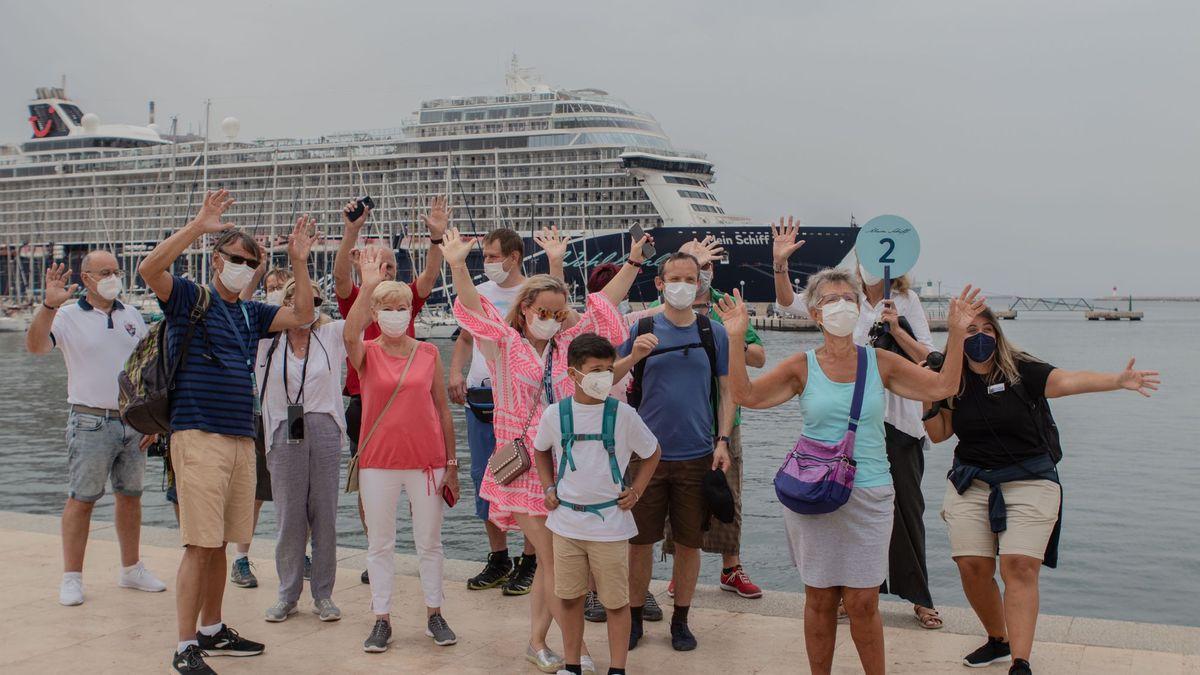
[25,193,1160,675]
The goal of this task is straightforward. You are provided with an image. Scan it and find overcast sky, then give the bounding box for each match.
[2,0,1196,296]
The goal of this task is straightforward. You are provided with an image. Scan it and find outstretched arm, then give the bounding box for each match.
[343,246,387,372]
[715,290,804,409]
[268,215,319,331]
[771,216,805,310]
[599,234,651,307]
[139,189,235,301]
[878,286,985,401]
[25,262,75,354]
[333,199,370,300]
[1045,359,1160,399]
[535,225,569,282]
[441,227,482,313]
[415,195,449,298]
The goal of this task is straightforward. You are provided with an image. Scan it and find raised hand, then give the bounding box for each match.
[629,233,653,264]
[192,189,236,234]
[630,332,659,361]
[534,225,571,263]
[287,214,320,261]
[341,199,370,231]
[947,285,986,334]
[771,216,805,267]
[359,245,388,287]
[681,235,725,268]
[715,288,750,336]
[439,226,476,267]
[421,195,449,240]
[1117,358,1161,397]
[43,262,77,308]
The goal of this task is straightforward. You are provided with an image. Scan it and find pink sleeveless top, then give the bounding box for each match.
[357,340,446,470]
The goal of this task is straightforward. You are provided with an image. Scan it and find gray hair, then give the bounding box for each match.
[802,267,861,308]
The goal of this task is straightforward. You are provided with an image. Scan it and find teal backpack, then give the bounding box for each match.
[555,398,624,519]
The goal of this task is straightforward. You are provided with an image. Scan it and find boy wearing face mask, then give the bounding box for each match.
[533,334,661,675]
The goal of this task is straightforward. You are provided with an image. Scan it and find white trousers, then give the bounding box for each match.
[360,467,447,614]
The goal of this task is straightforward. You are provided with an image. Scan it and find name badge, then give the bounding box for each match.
[987,383,1006,395]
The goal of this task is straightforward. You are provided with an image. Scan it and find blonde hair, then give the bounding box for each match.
[281,279,331,327]
[959,306,1039,393]
[371,280,413,309]
[505,274,569,335]
[802,268,861,309]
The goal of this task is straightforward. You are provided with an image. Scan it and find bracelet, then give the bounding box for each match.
[445,457,459,467]
[43,302,60,311]
[626,258,643,268]
[773,263,787,274]
[430,237,444,245]
[544,485,557,495]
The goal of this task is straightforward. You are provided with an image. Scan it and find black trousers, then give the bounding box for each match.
[880,423,934,608]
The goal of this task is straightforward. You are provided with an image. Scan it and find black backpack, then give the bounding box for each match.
[1011,379,1063,464]
[628,312,718,412]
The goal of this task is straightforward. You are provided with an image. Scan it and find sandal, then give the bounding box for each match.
[914,605,943,630]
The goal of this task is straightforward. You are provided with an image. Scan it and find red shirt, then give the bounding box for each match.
[338,282,427,396]
[357,340,446,469]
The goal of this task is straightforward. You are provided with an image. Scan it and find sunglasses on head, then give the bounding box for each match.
[530,307,570,322]
[219,249,261,269]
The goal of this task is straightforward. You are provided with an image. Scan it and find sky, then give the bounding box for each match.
[1,0,1196,296]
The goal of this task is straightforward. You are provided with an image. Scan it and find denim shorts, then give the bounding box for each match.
[66,411,145,502]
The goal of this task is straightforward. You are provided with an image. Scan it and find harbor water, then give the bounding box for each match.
[0,301,1196,628]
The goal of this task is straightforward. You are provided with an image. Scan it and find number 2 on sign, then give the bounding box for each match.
[879,237,896,264]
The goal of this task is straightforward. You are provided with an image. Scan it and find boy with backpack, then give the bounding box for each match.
[533,334,661,675]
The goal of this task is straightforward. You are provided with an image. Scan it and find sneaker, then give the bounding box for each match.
[360,569,369,585]
[196,624,264,657]
[1010,659,1033,675]
[264,600,297,623]
[425,613,458,646]
[581,654,596,674]
[525,644,564,673]
[467,551,514,590]
[363,618,392,653]
[230,558,258,589]
[666,578,675,598]
[584,590,607,623]
[963,636,1012,668]
[670,620,698,651]
[312,598,341,622]
[628,613,643,651]
[303,555,312,581]
[118,561,167,593]
[59,575,84,606]
[719,565,763,599]
[643,591,664,622]
[502,554,536,596]
[172,645,214,674]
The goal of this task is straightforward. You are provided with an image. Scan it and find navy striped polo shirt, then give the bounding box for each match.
[161,276,279,438]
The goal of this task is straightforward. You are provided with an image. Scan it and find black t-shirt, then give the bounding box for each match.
[951,358,1057,469]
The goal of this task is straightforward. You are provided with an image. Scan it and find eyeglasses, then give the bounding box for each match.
[818,293,858,306]
[219,250,261,269]
[530,307,570,322]
[84,269,123,279]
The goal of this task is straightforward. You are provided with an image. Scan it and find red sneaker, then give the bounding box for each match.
[667,578,675,598]
[719,565,763,599]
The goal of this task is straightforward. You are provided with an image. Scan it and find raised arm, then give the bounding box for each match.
[440,226,482,313]
[25,262,76,354]
[1045,358,1160,399]
[268,215,318,331]
[139,189,235,301]
[715,290,805,409]
[333,199,370,300]
[599,233,651,307]
[240,260,269,301]
[771,216,805,310]
[415,195,449,298]
[343,246,386,372]
[534,225,570,282]
[877,286,985,402]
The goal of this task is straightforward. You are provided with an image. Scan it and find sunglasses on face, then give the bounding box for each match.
[219,250,261,269]
[530,307,570,322]
[818,293,858,306]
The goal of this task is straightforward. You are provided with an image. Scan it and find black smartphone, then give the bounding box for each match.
[286,404,304,444]
[346,195,375,222]
[629,223,655,258]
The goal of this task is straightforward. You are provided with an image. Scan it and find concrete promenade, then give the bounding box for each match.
[0,511,1196,674]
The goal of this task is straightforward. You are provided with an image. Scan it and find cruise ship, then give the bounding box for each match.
[0,60,858,306]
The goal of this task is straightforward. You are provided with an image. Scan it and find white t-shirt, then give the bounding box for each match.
[779,289,935,439]
[50,299,148,410]
[466,280,522,388]
[534,398,659,542]
[255,320,348,450]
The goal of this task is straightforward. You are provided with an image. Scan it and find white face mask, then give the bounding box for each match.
[376,310,411,337]
[96,275,122,301]
[858,264,882,286]
[698,269,714,294]
[265,290,285,306]
[219,261,255,293]
[819,299,860,337]
[576,369,614,400]
[484,260,510,284]
[663,282,698,310]
[527,316,562,340]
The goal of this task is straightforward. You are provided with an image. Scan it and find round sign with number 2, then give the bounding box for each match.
[856,215,921,280]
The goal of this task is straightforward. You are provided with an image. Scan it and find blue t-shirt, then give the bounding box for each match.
[619,314,729,461]
[161,276,278,438]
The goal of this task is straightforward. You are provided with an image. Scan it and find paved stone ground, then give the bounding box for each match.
[0,511,1196,674]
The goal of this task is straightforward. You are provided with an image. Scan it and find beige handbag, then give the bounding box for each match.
[345,344,419,493]
[488,343,554,486]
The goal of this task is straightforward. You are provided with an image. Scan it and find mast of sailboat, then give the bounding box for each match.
[200,99,211,286]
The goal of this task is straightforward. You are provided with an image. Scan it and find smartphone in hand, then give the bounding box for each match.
[346,195,375,222]
[629,223,656,258]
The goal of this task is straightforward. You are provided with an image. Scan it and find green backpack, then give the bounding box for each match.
[554,398,624,519]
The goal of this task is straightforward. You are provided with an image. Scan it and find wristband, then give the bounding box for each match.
[626,258,643,268]
[717,435,731,445]
[43,302,60,311]
[544,485,557,494]
[430,237,444,245]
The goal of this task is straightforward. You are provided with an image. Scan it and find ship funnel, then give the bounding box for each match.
[221,116,240,141]
[81,113,100,134]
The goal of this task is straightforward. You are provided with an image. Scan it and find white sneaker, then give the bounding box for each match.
[117,561,167,592]
[59,575,84,606]
[581,654,596,674]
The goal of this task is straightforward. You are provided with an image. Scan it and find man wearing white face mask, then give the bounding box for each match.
[26,251,162,608]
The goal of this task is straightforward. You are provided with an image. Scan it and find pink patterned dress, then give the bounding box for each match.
[453,292,627,531]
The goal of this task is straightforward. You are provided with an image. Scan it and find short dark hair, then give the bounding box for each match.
[212,229,262,262]
[586,263,621,293]
[656,252,700,278]
[567,333,617,370]
[484,228,524,257]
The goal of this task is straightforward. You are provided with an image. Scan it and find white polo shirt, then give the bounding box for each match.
[51,298,148,410]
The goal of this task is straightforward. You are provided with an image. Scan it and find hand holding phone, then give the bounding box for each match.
[629,223,656,259]
[345,195,375,224]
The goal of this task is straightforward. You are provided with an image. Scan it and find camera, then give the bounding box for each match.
[921,351,949,420]
[146,435,169,458]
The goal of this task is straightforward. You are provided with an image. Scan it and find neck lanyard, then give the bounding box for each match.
[283,332,312,406]
[541,342,556,405]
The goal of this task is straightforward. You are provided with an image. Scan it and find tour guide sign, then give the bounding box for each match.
[855,215,920,301]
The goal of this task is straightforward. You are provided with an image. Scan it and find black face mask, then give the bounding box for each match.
[965,333,997,363]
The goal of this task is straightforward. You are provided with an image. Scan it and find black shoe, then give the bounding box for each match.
[172,645,214,674]
[196,624,264,657]
[467,551,514,590]
[643,591,663,622]
[628,614,643,651]
[1009,658,1033,675]
[360,569,369,585]
[584,590,607,623]
[670,621,697,651]
[963,636,1012,668]
[502,554,536,596]
[303,555,312,581]
[363,618,392,653]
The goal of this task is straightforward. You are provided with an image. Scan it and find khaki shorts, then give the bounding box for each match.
[171,430,256,548]
[553,533,630,609]
[941,478,1061,560]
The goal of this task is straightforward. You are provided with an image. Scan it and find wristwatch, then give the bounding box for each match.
[716,435,731,445]
[445,457,459,467]
[544,485,557,495]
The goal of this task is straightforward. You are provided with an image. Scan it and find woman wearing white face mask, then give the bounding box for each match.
[443,226,648,674]
[344,247,460,653]
[716,269,985,675]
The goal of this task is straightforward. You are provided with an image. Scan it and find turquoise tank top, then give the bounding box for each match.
[797,348,891,488]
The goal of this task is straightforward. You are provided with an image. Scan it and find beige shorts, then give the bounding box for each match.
[552,533,630,609]
[171,430,256,548]
[941,478,1061,560]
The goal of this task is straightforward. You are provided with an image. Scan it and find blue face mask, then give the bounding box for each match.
[964,333,997,362]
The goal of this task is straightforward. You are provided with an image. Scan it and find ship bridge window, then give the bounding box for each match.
[664,176,704,187]
[677,189,717,201]
[573,133,670,150]
[59,104,84,125]
[690,203,726,214]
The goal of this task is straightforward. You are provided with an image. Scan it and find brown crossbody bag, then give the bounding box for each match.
[488,342,555,486]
